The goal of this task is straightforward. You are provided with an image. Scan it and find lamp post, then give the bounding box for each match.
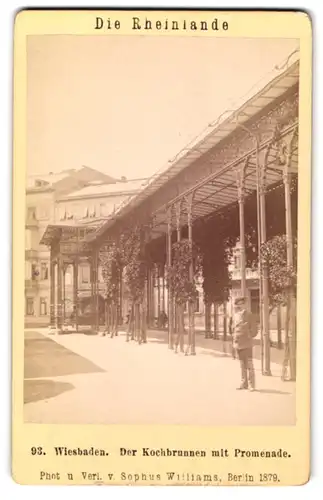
[233,116,270,375]
[166,206,174,349]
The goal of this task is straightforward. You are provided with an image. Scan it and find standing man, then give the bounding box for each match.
[232,296,256,391]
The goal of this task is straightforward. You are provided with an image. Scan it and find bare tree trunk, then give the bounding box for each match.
[130,305,135,341]
[126,305,134,342]
[213,302,218,340]
[174,302,178,334]
[221,302,228,354]
[282,291,296,381]
[138,302,147,344]
[289,292,297,381]
[110,303,118,338]
[110,304,114,338]
[103,300,108,336]
[282,294,291,380]
[135,303,140,343]
[223,301,227,341]
[107,304,111,337]
[139,302,143,343]
[142,301,147,343]
[162,272,166,313]
[157,265,161,326]
[277,304,282,349]
[292,294,297,378]
[118,268,123,327]
[185,301,194,355]
[205,301,211,339]
[114,303,118,336]
[175,303,185,353]
[179,303,185,353]
[134,304,138,342]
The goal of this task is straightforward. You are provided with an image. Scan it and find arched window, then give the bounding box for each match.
[40,298,48,316]
[26,298,34,316]
[40,262,48,280]
[81,264,90,283]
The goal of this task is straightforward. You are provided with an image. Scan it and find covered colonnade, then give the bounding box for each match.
[41,59,299,379]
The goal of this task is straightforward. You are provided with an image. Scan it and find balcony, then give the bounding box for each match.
[25,249,38,260]
[231,268,259,281]
[25,279,39,290]
[25,217,38,229]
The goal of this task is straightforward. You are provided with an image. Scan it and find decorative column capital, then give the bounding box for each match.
[283,127,298,184]
[236,159,248,203]
[175,201,182,235]
[166,205,173,230]
[283,170,292,185]
[187,209,192,228]
[185,192,195,227]
[144,224,151,245]
[259,182,267,196]
[276,139,288,167]
[185,192,194,209]
[259,162,267,195]
[62,261,69,274]
[237,186,244,204]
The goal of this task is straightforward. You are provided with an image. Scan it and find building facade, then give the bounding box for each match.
[25,167,145,326]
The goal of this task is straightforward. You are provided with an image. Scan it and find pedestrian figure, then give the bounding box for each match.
[174,329,184,353]
[159,310,168,329]
[232,296,256,391]
[70,305,76,323]
[126,306,134,342]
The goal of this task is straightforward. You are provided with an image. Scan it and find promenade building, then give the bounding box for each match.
[40,58,299,373]
[25,166,144,326]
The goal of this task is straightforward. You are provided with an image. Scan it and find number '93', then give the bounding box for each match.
[31,447,45,455]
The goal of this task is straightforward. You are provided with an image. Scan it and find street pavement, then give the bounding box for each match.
[24,328,295,426]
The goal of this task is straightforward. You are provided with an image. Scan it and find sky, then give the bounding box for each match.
[27,36,299,180]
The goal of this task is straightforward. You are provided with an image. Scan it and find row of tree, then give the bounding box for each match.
[98,226,149,343]
[98,176,298,375]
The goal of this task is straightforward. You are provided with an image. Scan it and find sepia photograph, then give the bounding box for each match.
[24,34,300,427]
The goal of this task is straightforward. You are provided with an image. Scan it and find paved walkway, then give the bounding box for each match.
[24,328,295,426]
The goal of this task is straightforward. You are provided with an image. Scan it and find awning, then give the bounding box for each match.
[87,59,299,243]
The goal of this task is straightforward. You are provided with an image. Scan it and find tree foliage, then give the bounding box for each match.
[99,244,122,304]
[260,234,297,307]
[167,239,202,305]
[244,175,298,268]
[101,174,298,312]
[121,225,148,304]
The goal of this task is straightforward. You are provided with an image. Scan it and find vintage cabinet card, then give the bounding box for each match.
[12,9,311,486]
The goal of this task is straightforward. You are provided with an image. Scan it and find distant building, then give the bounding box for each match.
[25,167,145,326]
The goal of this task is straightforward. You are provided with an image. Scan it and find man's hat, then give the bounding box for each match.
[234,296,247,305]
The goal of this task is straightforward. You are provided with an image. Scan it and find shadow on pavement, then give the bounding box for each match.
[24,331,105,378]
[146,329,284,366]
[148,337,168,344]
[197,349,230,359]
[24,379,74,404]
[254,388,292,395]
